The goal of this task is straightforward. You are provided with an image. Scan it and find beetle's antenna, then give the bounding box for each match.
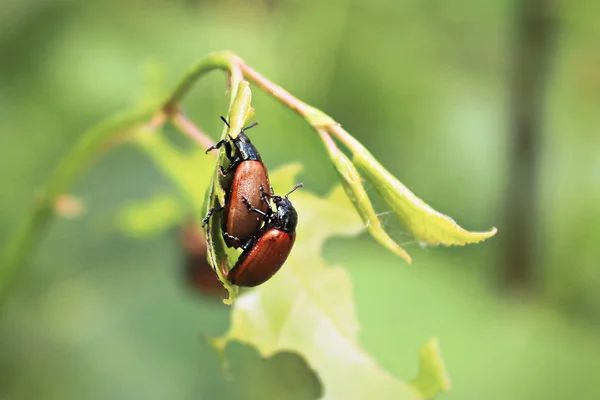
[285,183,303,198]
[241,121,258,133]
[220,116,230,127]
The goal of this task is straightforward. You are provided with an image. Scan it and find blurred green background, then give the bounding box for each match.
[1,0,600,399]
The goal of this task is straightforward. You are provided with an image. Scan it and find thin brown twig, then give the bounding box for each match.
[172,111,216,149]
[238,61,313,117]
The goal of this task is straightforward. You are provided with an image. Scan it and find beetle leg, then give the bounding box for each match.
[205,136,234,157]
[202,205,225,227]
[205,139,227,154]
[259,187,274,217]
[241,196,270,218]
[222,232,243,247]
[239,235,258,252]
[221,157,240,175]
[259,185,271,207]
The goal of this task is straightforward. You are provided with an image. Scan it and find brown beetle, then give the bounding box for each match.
[227,184,302,287]
[203,117,272,248]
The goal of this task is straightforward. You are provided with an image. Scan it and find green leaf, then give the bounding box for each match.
[410,338,451,399]
[213,164,426,400]
[203,81,256,303]
[327,136,412,263]
[353,150,497,246]
[226,81,254,139]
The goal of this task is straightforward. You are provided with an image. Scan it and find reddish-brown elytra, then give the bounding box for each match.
[203,117,272,248]
[227,183,303,287]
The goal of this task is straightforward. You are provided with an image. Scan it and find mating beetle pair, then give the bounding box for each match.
[203,117,301,287]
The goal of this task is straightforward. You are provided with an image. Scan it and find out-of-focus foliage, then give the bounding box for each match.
[410,338,451,398]
[1,0,600,399]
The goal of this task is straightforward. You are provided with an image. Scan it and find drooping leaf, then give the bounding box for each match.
[212,164,430,400]
[327,138,412,263]
[353,150,497,246]
[410,338,451,399]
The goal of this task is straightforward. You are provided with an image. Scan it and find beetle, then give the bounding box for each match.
[227,183,303,287]
[203,117,272,248]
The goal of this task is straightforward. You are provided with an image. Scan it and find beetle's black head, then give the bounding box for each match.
[219,117,261,160]
[233,122,262,162]
[268,184,303,233]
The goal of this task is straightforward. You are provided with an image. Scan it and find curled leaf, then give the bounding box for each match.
[352,149,497,246]
[410,338,451,399]
[205,202,238,304]
[226,81,254,139]
[204,81,256,302]
[323,131,412,263]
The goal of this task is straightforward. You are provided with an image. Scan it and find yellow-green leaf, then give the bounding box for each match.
[328,138,412,263]
[354,150,497,246]
[203,81,257,302]
[226,81,254,139]
[410,338,452,399]
[213,165,426,400]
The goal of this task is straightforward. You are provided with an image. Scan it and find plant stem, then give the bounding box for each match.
[328,124,364,153]
[316,127,339,153]
[163,51,239,114]
[239,61,314,117]
[171,111,215,149]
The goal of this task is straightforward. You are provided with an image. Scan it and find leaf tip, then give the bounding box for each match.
[410,337,451,398]
[460,226,498,244]
[389,244,412,264]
